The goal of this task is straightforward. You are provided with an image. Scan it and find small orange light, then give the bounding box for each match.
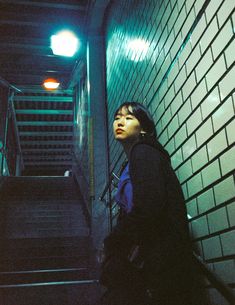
[43,78,60,90]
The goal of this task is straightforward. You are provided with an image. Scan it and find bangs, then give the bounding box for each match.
[114,103,135,117]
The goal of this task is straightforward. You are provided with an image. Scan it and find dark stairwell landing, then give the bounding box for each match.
[0,176,100,305]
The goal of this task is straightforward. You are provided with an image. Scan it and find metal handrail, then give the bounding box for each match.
[99,172,119,202]
[193,253,235,305]
[0,279,99,289]
[0,76,21,92]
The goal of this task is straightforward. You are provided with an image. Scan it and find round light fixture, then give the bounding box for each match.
[43,78,60,90]
[50,30,79,57]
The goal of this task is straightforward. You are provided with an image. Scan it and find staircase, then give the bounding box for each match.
[0,176,99,305]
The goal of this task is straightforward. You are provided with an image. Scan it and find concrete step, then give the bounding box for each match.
[0,285,68,305]
[1,236,91,249]
[0,255,90,272]
[3,200,89,239]
[1,204,84,214]
[0,237,92,272]
[7,214,87,222]
[6,214,87,224]
[1,199,84,207]
[0,177,82,201]
[6,226,90,239]
[6,208,86,221]
[6,211,86,220]
[2,244,89,258]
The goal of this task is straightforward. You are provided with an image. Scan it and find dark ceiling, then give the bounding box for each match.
[0,0,98,176]
[0,0,91,90]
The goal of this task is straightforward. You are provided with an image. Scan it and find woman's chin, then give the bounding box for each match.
[115,135,126,141]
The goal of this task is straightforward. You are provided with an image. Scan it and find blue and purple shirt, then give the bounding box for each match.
[115,163,133,213]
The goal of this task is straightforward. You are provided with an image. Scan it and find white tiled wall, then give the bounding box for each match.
[105,0,235,303]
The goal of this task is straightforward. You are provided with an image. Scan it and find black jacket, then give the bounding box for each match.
[104,142,191,257]
[103,142,207,304]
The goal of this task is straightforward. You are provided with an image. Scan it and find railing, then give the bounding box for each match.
[99,172,119,202]
[99,172,120,231]
[0,279,99,289]
[99,173,235,305]
[193,253,235,305]
[0,76,21,93]
[0,85,23,176]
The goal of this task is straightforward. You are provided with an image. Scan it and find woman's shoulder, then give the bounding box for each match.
[131,142,163,159]
[130,144,160,167]
[130,142,171,169]
[133,142,153,151]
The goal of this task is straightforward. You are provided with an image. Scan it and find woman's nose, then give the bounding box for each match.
[117,117,125,126]
[117,119,124,126]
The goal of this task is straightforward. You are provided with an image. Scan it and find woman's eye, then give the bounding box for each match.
[114,116,120,120]
[126,116,133,120]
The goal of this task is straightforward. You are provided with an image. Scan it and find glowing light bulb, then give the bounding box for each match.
[43,78,60,90]
[51,30,79,57]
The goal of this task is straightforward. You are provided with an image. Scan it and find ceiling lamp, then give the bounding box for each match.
[43,78,60,90]
[50,30,79,57]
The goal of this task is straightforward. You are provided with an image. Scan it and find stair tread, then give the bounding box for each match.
[1,200,84,205]
[1,236,91,245]
[0,177,83,201]
[0,257,90,272]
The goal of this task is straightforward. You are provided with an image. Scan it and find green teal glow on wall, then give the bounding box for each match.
[126,38,150,62]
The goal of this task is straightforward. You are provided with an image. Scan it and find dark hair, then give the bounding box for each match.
[114,101,157,139]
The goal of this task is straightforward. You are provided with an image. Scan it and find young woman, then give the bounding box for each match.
[100,102,207,305]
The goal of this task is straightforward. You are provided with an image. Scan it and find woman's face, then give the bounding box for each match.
[113,106,142,144]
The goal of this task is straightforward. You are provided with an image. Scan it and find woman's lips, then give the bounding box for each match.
[116,129,124,133]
